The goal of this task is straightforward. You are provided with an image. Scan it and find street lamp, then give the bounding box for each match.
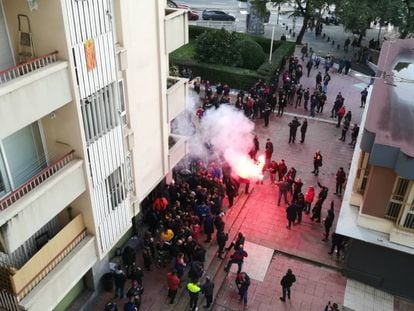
[276,5,280,25]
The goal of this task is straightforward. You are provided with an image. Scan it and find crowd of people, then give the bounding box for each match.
[103,45,362,311]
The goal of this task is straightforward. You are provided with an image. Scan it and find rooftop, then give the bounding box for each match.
[365,39,414,158]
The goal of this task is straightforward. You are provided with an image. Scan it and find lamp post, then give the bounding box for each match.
[269,24,275,63]
[277,5,280,25]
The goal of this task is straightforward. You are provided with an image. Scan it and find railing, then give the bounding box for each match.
[0,150,75,210]
[14,229,87,301]
[190,20,236,32]
[0,51,58,85]
[0,289,19,311]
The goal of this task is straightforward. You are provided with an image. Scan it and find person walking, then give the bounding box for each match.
[187,279,201,311]
[280,269,296,302]
[269,160,278,184]
[315,71,322,87]
[263,102,271,127]
[312,150,323,176]
[360,88,368,108]
[295,85,303,108]
[323,202,335,241]
[310,198,323,222]
[113,265,127,299]
[277,94,287,116]
[300,118,308,143]
[328,233,345,258]
[278,159,287,181]
[322,72,331,93]
[303,88,310,111]
[236,272,251,307]
[286,203,297,229]
[339,119,350,142]
[288,117,301,143]
[265,138,274,169]
[334,167,346,196]
[216,229,228,259]
[224,245,248,274]
[226,231,245,252]
[167,270,180,304]
[301,43,308,60]
[276,177,290,206]
[201,276,215,309]
[349,124,360,146]
[296,193,305,224]
[336,105,346,128]
[306,59,313,77]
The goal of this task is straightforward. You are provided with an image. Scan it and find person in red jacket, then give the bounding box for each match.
[167,270,181,304]
[336,105,346,128]
[304,186,315,214]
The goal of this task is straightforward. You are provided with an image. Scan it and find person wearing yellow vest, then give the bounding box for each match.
[187,279,201,311]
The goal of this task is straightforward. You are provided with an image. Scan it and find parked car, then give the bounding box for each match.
[167,0,199,21]
[177,4,199,21]
[202,10,235,21]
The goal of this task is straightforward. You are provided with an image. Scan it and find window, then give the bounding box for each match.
[105,166,125,211]
[118,80,127,127]
[386,177,414,230]
[81,83,120,144]
[355,151,371,194]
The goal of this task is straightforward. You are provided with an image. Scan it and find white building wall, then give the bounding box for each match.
[115,0,168,204]
[63,0,130,254]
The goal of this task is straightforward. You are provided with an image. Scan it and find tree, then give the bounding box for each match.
[270,0,333,44]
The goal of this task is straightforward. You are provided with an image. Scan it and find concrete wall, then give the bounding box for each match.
[0,62,72,140]
[19,236,97,311]
[361,166,395,218]
[115,0,168,203]
[345,239,414,300]
[3,0,70,60]
[0,160,86,254]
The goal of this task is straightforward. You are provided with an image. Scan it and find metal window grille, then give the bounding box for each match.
[385,178,409,220]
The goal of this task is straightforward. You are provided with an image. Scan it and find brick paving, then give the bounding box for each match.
[75,48,414,311]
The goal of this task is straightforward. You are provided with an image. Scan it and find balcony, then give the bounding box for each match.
[0,150,87,254]
[168,134,188,170]
[0,52,73,139]
[165,8,189,54]
[0,214,97,311]
[167,76,188,122]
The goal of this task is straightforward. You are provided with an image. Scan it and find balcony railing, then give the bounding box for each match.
[0,51,58,85]
[0,150,75,210]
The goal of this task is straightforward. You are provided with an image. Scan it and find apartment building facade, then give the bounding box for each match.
[0,0,189,309]
[337,39,414,299]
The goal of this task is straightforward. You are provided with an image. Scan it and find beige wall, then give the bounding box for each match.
[116,0,168,203]
[362,166,396,218]
[3,0,69,60]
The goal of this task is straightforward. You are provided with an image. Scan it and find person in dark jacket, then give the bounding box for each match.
[216,229,228,259]
[329,233,345,258]
[276,177,290,206]
[286,203,297,229]
[280,269,296,302]
[296,193,305,224]
[236,272,251,307]
[201,276,215,308]
[323,202,335,241]
[312,150,323,176]
[334,167,346,196]
[288,117,301,143]
[300,118,308,143]
[224,246,248,274]
[114,265,127,299]
[226,232,245,251]
[204,213,214,243]
[311,198,323,222]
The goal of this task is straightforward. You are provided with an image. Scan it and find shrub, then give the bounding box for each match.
[257,41,296,76]
[171,59,266,90]
[195,28,242,67]
[237,39,265,70]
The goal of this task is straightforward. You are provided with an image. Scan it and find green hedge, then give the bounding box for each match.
[188,25,280,53]
[257,41,296,76]
[171,59,266,90]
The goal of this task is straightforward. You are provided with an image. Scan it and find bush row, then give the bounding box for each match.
[256,41,296,76]
[188,25,281,53]
[171,59,266,91]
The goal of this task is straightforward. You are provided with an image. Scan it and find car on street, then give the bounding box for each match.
[202,10,235,21]
[167,0,199,21]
